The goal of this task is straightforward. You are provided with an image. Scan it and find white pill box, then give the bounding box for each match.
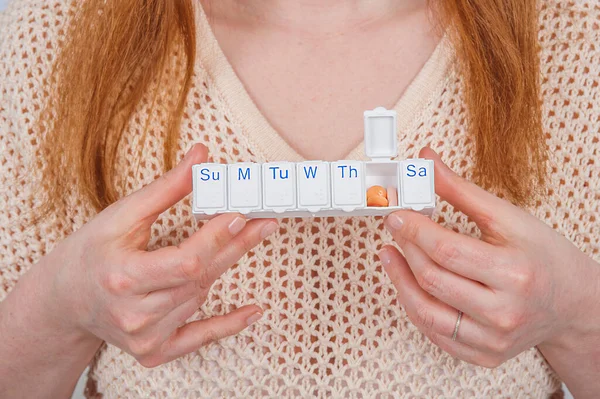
[192,107,435,219]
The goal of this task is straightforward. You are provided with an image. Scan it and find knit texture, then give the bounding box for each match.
[1,0,599,397]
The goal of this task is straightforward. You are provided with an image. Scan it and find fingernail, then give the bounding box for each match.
[378,249,392,266]
[228,217,246,235]
[260,222,278,239]
[246,311,263,326]
[385,214,404,231]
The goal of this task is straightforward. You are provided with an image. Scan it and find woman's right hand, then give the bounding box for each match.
[39,144,278,368]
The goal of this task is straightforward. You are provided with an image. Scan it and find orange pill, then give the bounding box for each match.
[367,195,389,207]
[367,185,387,199]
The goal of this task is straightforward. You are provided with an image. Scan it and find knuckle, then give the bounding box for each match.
[196,260,218,290]
[495,310,524,333]
[116,312,148,335]
[413,303,435,331]
[416,268,442,296]
[206,228,229,251]
[137,355,163,369]
[431,241,460,266]
[179,254,203,281]
[508,266,535,295]
[128,335,160,358]
[488,336,513,354]
[167,286,183,310]
[155,171,176,191]
[237,233,257,254]
[199,327,223,347]
[491,251,512,269]
[475,213,499,234]
[103,272,134,295]
[401,219,420,242]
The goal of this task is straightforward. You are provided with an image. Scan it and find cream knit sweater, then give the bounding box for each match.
[1,1,599,398]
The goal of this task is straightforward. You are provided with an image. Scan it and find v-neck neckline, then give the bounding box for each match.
[194,4,453,163]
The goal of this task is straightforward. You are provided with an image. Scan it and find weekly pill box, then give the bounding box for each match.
[192,107,435,219]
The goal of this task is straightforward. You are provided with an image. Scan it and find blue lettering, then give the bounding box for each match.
[200,168,210,181]
[337,165,358,178]
[349,166,358,178]
[270,166,289,180]
[407,164,417,177]
[238,167,251,180]
[407,164,428,178]
[303,166,318,179]
[338,165,358,179]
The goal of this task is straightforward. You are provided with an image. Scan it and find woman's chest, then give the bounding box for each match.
[207,11,440,161]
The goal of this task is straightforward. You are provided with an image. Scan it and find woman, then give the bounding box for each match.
[0,0,598,397]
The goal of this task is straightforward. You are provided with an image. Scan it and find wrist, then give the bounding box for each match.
[3,256,101,350]
[542,258,600,353]
[537,258,600,395]
[534,259,600,398]
[0,260,101,398]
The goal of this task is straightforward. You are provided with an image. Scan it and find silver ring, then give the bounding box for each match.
[451,310,463,341]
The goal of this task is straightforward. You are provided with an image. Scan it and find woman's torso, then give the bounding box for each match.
[1,1,599,397]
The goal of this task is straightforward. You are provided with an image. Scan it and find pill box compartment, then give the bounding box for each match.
[192,164,228,216]
[399,159,436,212]
[360,108,401,215]
[262,162,297,213]
[228,163,262,214]
[296,161,331,212]
[364,161,402,214]
[330,160,365,212]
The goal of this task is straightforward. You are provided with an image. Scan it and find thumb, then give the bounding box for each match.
[118,143,208,226]
[419,147,520,239]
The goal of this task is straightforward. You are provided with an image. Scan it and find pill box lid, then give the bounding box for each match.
[364,107,398,159]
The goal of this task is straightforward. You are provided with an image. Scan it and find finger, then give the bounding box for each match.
[139,219,277,301]
[139,280,205,319]
[147,305,263,367]
[150,292,207,345]
[118,143,208,227]
[380,244,496,320]
[419,147,525,241]
[426,332,501,369]
[379,247,492,350]
[204,219,278,282]
[131,217,278,292]
[128,212,246,292]
[385,210,502,286]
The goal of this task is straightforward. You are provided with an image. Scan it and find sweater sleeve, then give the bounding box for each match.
[0,0,76,301]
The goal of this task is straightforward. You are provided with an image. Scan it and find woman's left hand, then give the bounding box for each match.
[379,147,600,369]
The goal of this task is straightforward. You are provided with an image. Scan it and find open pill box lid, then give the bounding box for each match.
[364,107,398,160]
